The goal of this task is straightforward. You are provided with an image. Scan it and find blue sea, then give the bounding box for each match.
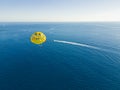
[0,22,120,90]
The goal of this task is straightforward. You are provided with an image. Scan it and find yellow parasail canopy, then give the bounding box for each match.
[30,32,46,44]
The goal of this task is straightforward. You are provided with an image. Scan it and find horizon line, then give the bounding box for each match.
[0,21,120,23]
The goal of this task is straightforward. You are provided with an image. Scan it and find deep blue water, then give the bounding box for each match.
[0,22,120,90]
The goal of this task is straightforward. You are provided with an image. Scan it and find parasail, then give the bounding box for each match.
[30,32,46,44]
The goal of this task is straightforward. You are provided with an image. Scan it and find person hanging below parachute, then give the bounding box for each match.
[30,32,46,44]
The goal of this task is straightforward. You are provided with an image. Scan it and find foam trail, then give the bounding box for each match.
[54,40,100,50]
[54,40,120,54]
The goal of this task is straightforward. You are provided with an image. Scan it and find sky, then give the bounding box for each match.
[0,0,120,22]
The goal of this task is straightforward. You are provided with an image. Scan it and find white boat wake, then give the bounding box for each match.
[54,40,119,54]
[54,40,100,50]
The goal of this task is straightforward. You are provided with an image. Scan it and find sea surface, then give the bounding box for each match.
[0,22,120,90]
